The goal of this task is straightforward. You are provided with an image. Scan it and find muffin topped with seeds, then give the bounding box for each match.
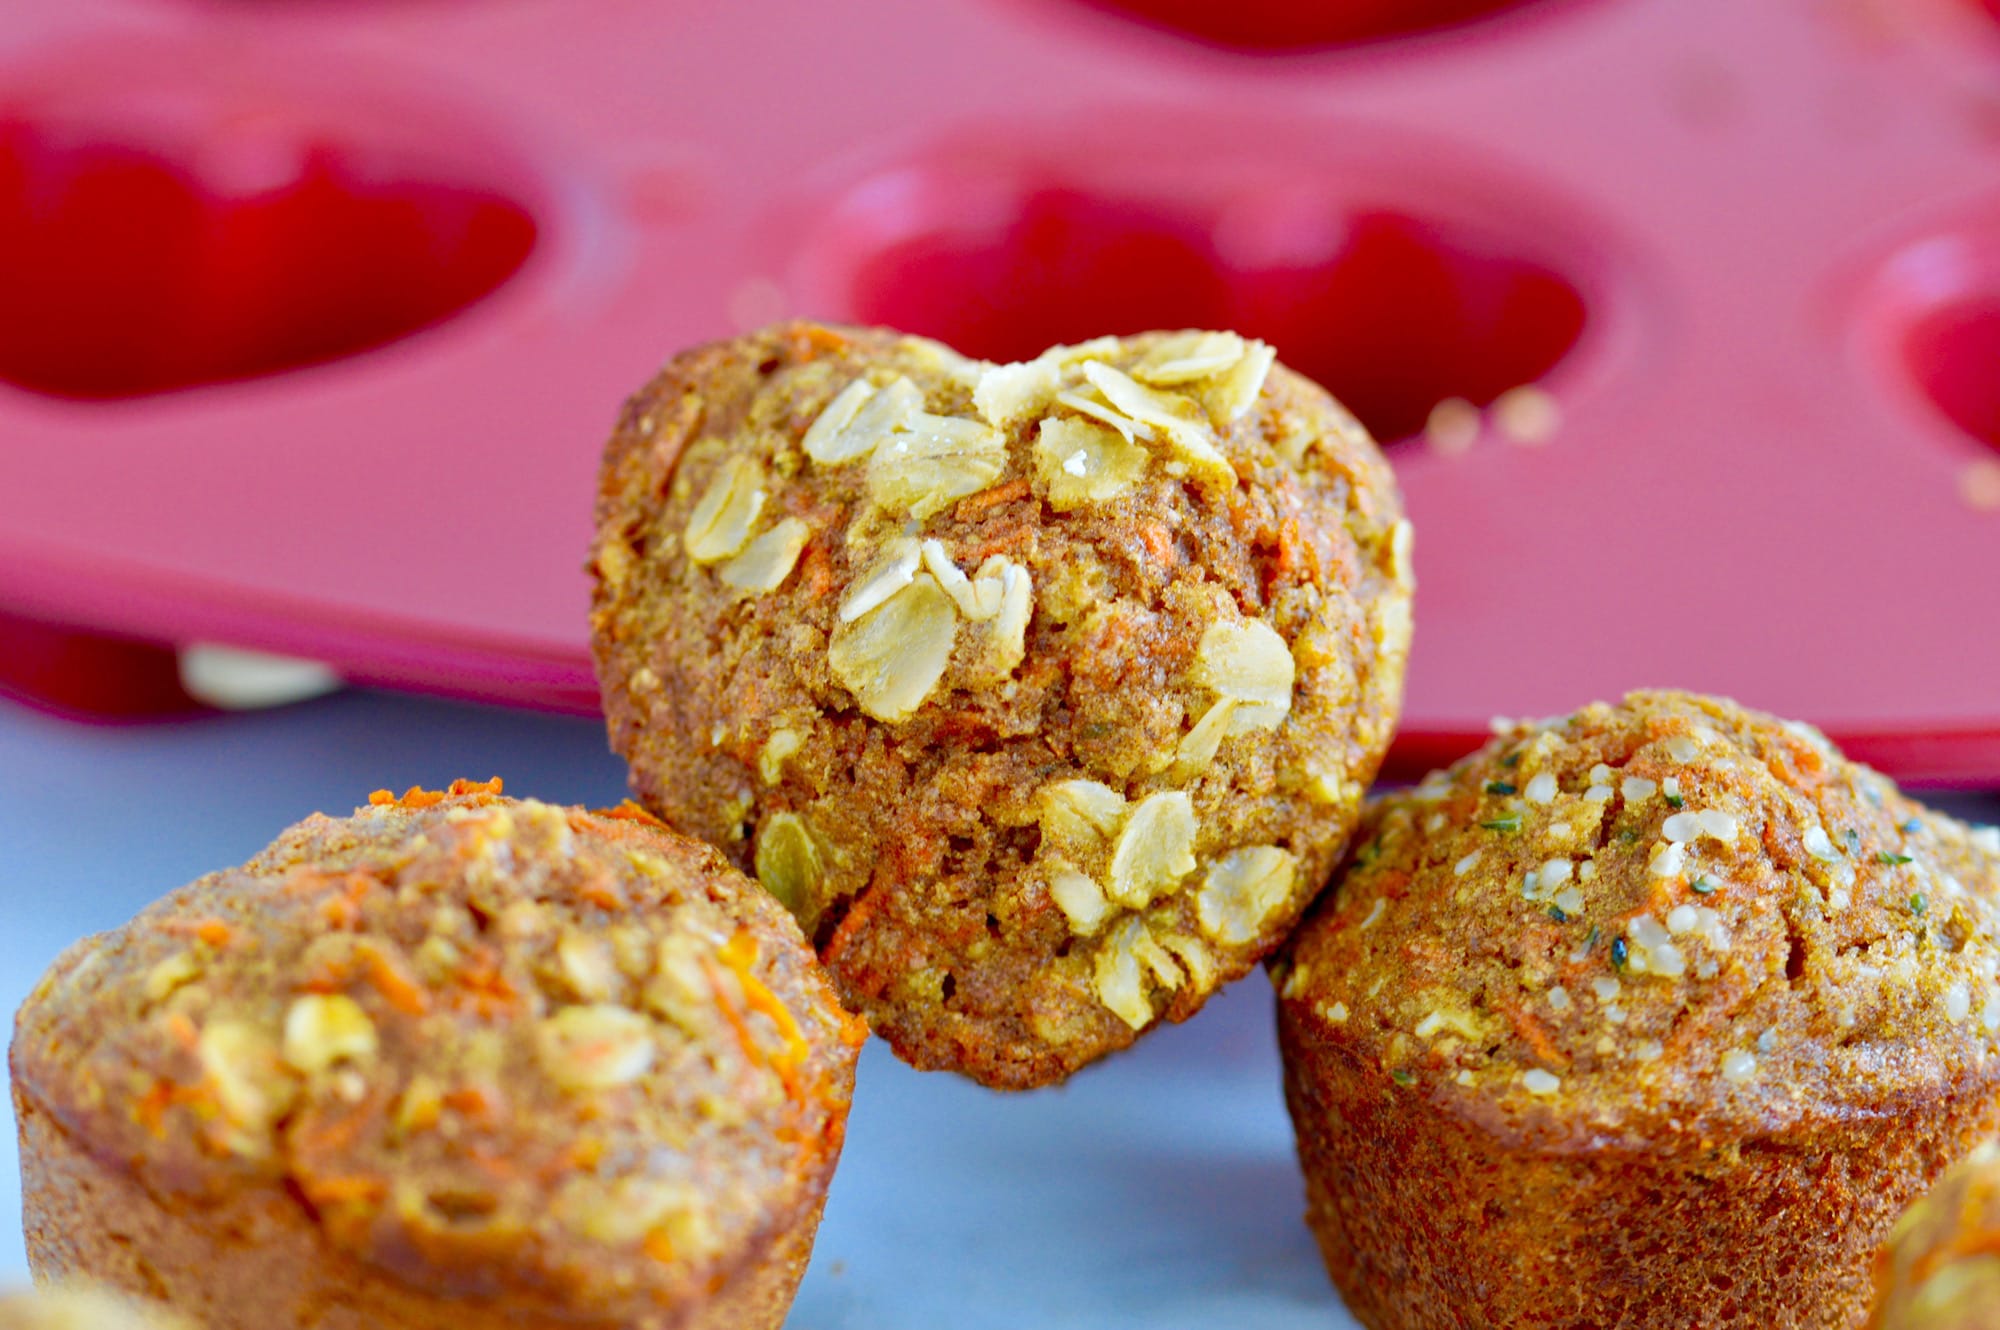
[591,321,1410,1087]
[1275,690,2000,1330]
[11,780,864,1330]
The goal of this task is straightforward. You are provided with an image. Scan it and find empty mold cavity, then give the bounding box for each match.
[0,104,536,400]
[1866,226,2000,459]
[1906,301,2000,454]
[831,168,1588,444]
[1063,0,1572,52]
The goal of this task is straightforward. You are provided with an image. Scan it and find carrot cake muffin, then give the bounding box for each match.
[1871,1140,2000,1328]
[590,321,1411,1088]
[12,780,864,1330]
[1274,691,2000,1329]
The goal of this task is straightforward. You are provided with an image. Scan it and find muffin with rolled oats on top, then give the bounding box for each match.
[1274,690,2000,1330]
[11,780,863,1330]
[590,321,1411,1088]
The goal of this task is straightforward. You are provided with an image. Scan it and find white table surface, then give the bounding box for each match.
[0,688,1383,1328]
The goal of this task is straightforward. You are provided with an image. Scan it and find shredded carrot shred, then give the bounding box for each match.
[361,946,430,1015]
[452,951,519,1017]
[970,523,1033,563]
[577,874,629,912]
[1497,997,1571,1070]
[295,1105,374,1155]
[601,800,666,829]
[720,931,809,1091]
[163,1011,199,1052]
[368,790,396,807]
[443,1084,501,1119]
[953,476,1031,522]
[134,1080,176,1137]
[643,1228,677,1265]
[703,958,762,1074]
[802,543,835,600]
[821,886,887,968]
[786,323,847,360]
[164,918,234,947]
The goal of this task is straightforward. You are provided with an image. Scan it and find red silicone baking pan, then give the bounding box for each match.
[1,0,1997,781]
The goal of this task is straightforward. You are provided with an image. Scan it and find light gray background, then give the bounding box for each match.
[0,690,1377,1327]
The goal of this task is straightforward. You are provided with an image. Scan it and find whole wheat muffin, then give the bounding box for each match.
[1274,691,2000,1330]
[1871,1140,2000,1328]
[11,780,865,1330]
[590,321,1411,1088]
[0,1287,192,1330]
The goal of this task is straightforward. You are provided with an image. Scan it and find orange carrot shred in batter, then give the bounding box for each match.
[704,959,761,1070]
[135,1079,210,1137]
[802,543,835,600]
[164,1011,199,1052]
[306,1175,387,1206]
[361,946,430,1016]
[444,1084,501,1119]
[787,323,847,360]
[953,476,1031,522]
[643,1227,677,1266]
[715,930,811,1098]
[375,777,503,811]
[601,800,666,828]
[578,874,629,912]
[164,917,234,947]
[1496,996,1571,1070]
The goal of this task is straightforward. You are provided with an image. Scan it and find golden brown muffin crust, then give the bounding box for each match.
[1276,691,2000,1329]
[11,781,864,1327]
[591,322,1410,1087]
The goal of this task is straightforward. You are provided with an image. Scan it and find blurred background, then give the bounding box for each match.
[1,0,1996,1323]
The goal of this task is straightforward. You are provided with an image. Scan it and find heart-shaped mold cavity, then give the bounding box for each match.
[826,164,1590,444]
[0,78,537,400]
[1906,300,2000,453]
[1864,224,2000,462]
[1062,0,1573,52]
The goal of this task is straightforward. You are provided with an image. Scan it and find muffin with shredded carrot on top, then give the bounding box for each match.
[11,779,864,1330]
[1274,691,2000,1330]
[591,320,1411,1088]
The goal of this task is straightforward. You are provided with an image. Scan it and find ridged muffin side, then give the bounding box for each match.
[1275,691,2000,1330]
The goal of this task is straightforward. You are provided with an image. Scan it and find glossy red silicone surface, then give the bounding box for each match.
[1,0,1996,780]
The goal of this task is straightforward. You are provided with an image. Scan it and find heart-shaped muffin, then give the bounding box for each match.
[591,322,1411,1088]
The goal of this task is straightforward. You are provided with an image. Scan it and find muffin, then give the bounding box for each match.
[0,1287,192,1330]
[590,321,1411,1088]
[11,780,865,1330]
[1274,691,2000,1329]
[1871,1141,2000,1328]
